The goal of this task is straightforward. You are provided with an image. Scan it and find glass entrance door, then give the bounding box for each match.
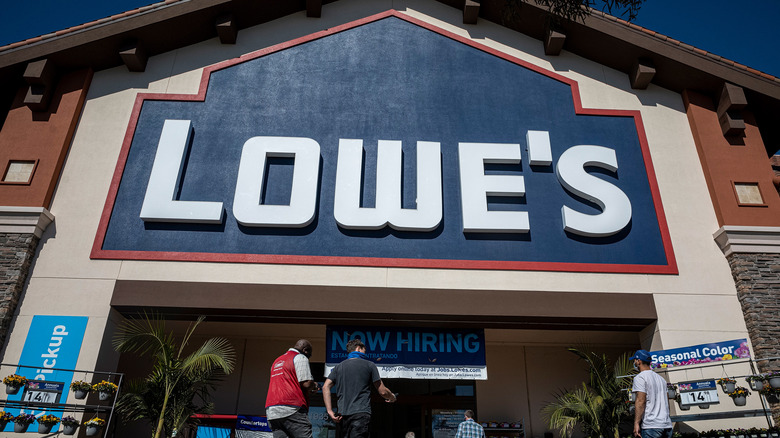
[370,379,477,438]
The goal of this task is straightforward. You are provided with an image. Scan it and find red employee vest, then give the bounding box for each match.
[265,350,308,409]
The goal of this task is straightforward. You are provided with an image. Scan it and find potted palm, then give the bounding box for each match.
[92,380,118,401]
[83,417,106,436]
[13,413,35,433]
[114,314,236,438]
[3,374,27,395]
[746,375,766,391]
[766,371,780,389]
[70,380,92,399]
[0,411,13,429]
[36,414,60,434]
[541,348,635,438]
[666,383,677,399]
[729,386,750,406]
[717,377,737,394]
[61,416,79,435]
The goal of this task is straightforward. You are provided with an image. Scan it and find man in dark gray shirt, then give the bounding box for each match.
[322,339,396,438]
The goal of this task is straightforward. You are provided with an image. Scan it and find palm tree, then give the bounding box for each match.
[113,314,236,438]
[542,347,636,438]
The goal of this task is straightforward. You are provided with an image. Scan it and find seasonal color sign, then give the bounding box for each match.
[649,339,750,369]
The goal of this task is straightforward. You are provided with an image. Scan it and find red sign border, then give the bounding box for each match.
[91,10,678,274]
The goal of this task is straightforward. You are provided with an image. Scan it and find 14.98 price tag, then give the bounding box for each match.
[678,380,719,406]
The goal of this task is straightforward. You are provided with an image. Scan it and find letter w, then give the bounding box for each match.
[366,332,390,351]
[334,139,442,231]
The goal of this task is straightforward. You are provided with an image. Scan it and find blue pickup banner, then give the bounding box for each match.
[325,326,487,380]
[650,339,750,369]
[3,315,88,429]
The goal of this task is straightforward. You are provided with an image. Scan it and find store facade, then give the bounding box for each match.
[0,0,779,436]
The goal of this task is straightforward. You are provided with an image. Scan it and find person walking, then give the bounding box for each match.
[322,338,396,438]
[630,349,673,438]
[455,410,485,438]
[266,339,319,438]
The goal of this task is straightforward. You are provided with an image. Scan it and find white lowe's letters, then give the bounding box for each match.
[334,139,443,231]
[556,145,632,237]
[140,120,224,223]
[140,122,634,238]
[458,142,529,233]
[233,137,320,227]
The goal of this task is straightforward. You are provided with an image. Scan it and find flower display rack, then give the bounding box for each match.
[0,363,123,437]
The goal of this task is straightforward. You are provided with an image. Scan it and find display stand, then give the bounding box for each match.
[483,419,524,438]
[0,363,123,437]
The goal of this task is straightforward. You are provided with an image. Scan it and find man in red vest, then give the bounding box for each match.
[266,339,319,438]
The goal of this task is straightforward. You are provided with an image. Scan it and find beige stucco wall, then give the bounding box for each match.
[0,0,762,435]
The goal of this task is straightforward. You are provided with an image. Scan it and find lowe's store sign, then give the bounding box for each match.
[94,12,675,273]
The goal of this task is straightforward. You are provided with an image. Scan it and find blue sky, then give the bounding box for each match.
[0,0,778,77]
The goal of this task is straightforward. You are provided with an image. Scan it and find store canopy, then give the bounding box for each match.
[325,326,487,380]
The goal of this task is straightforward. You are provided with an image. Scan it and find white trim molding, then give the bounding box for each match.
[0,206,55,238]
[713,225,780,256]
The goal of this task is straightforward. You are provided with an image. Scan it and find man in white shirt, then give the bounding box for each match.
[631,349,673,438]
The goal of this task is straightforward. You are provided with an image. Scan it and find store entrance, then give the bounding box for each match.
[370,379,476,438]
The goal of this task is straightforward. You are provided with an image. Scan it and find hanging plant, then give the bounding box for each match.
[728,386,750,406]
[746,375,766,391]
[13,413,35,433]
[758,386,780,403]
[92,380,118,400]
[83,417,106,437]
[765,371,780,389]
[666,383,678,399]
[2,374,27,395]
[36,414,60,434]
[0,411,13,427]
[717,377,737,394]
[61,416,80,436]
[70,380,92,399]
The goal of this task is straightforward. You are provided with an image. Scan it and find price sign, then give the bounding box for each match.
[678,380,719,406]
[22,381,64,405]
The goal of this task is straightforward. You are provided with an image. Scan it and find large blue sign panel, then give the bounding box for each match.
[93,11,675,273]
[325,326,487,380]
[3,315,88,429]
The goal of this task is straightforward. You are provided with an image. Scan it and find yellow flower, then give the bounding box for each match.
[84,417,106,427]
[722,354,733,360]
[2,374,27,386]
[91,380,118,393]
